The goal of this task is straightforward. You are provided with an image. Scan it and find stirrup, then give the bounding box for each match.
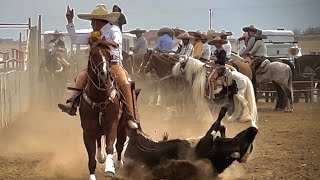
[58,103,77,116]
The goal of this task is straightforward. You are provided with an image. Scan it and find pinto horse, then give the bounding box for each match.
[79,43,126,179]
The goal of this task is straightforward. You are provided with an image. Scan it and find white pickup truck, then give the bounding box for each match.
[262,28,302,62]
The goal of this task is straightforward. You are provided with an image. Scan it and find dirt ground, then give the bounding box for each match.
[0,94,320,180]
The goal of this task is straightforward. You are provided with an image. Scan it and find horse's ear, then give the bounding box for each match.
[135,89,141,99]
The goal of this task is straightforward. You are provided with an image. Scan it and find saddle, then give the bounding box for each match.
[205,64,229,100]
[160,53,180,64]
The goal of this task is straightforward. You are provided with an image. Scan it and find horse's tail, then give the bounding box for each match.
[244,76,258,128]
[288,66,293,101]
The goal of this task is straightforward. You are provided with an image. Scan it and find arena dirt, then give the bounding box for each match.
[0,85,319,179]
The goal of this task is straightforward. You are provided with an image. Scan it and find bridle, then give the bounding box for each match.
[87,42,114,92]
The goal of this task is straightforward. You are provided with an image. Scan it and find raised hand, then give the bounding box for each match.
[66,5,74,23]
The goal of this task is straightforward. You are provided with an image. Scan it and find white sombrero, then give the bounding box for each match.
[176,32,194,40]
[188,30,206,39]
[129,28,147,34]
[172,27,185,34]
[206,29,221,38]
[158,27,175,37]
[208,36,228,45]
[77,4,120,23]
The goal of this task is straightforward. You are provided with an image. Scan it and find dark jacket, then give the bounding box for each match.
[113,5,127,32]
[214,49,226,65]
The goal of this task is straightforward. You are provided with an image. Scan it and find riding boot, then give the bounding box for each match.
[120,84,139,129]
[58,71,87,116]
[58,91,81,116]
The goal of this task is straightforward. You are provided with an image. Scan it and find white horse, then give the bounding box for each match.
[172,56,258,127]
[255,59,294,112]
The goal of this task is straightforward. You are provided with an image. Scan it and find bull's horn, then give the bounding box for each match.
[55,66,64,73]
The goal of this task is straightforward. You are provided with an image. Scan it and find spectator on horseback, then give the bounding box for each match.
[206,36,228,99]
[239,25,258,57]
[248,30,267,69]
[219,30,233,63]
[199,32,211,63]
[172,28,184,53]
[154,27,174,53]
[189,30,204,59]
[58,4,139,129]
[112,4,127,32]
[129,28,148,54]
[176,32,194,57]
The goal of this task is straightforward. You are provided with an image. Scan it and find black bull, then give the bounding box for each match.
[125,105,258,175]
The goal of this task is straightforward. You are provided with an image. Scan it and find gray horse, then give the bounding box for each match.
[255,59,293,112]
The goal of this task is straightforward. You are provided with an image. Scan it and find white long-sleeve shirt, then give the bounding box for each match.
[239,36,255,56]
[172,38,182,52]
[222,40,232,59]
[249,40,267,57]
[200,43,211,60]
[66,23,123,60]
[132,35,148,54]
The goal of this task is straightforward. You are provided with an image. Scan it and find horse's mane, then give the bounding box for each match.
[172,57,207,109]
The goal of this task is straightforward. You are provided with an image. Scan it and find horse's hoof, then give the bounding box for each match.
[97,149,106,164]
[284,109,293,113]
[104,171,115,178]
[274,108,283,111]
[89,174,97,180]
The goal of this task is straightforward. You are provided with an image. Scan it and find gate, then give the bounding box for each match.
[0,19,40,129]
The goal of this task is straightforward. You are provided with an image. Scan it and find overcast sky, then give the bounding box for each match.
[0,0,319,40]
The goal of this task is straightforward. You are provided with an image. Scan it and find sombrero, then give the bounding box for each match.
[253,30,267,39]
[172,27,185,34]
[200,32,209,40]
[220,30,233,36]
[77,4,120,23]
[208,36,228,45]
[188,30,206,39]
[242,24,258,32]
[158,27,175,37]
[129,28,147,34]
[53,30,63,36]
[206,29,222,38]
[176,32,194,40]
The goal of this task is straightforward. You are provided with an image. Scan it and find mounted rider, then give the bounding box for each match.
[199,32,211,63]
[172,28,184,53]
[248,30,267,70]
[189,30,204,59]
[177,32,194,57]
[154,27,174,53]
[129,28,148,54]
[206,36,229,99]
[58,4,139,129]
[239,25,258,58]
[220,30,233,63]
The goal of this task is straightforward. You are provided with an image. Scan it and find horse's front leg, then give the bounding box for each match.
[103,111,120,178]
[115,114,127,168]
[83,131,98,180]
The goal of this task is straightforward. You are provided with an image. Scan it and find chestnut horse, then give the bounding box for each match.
[79,43,126,179]
[140,50,191,113]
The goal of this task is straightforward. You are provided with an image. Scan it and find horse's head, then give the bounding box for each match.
[88,42,113,87]
[138,49,153,74]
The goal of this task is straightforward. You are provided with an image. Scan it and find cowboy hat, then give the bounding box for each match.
[208,36,228,45]
[200,32,210,40]
[242,24,258,32]
[172,27,185,34]
[220,30,233,36]
[129,28,147,34]
[206,29,221,38]
[188,30,206,39]
[177,32,194,40]
[158,27,175,37]
[77,4,120,23]
[52,30,63,36]
[253,30,267,39]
